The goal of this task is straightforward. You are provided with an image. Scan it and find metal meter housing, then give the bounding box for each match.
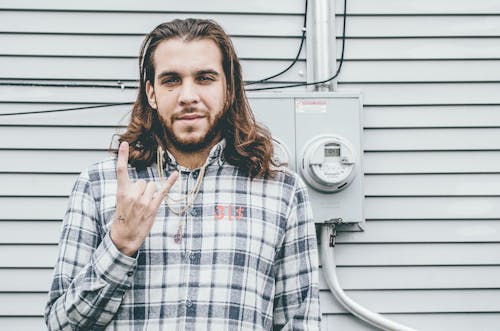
[249,91,364,227]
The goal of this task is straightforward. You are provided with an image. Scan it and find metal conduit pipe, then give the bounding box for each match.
[310,0,336,91]
[320,224,419,331]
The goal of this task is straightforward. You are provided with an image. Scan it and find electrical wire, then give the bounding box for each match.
[0,81,137,89]
[244,0,308,86]
[246,0,347,92]
[0,102,132,117]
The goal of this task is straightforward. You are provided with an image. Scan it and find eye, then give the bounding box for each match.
[198,75,215,83]
[161,77,180,85]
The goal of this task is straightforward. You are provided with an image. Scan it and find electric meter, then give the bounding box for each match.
[300,135,356,192]
[272,137,291,167]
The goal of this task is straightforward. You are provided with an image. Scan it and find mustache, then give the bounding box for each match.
[173,108,207,119]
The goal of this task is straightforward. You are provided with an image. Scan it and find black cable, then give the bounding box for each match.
[246,0,347,92]
[0,102,132,117]
[0,81,137,89]
[245,0,308,86]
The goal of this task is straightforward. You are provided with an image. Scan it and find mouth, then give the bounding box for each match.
[177,114,205,122]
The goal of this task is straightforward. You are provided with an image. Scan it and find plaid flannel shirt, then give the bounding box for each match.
[45,140,321,330]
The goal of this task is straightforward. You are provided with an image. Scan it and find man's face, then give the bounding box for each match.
[146,38,227,152]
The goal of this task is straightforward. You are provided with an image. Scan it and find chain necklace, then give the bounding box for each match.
[157,146,206,243]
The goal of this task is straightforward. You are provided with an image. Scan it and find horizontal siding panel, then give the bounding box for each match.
[0,36,305,59]
[339,83,500,105]
[0,150,109,173]
[338,60,500,82]
[319,289,500,314]
[0,221,60,244]
[0,174,76,196]
[342,38,500,59]
[0,11,303,36]
[330,243,500,266]
[334,266,500,290]
[338,220,500,243]
[0,269,53,292]
[0,57,305,81]
[0,127,121,150]
[365,174,500,196]
[365,128,500,151]
[366,197,500,219]
[323,313,500,331]
[0,197,67,220]
[334,0,500,14]
[0,245,58,268]
[0,103,132,126]
[364,105,500,128]
[0,317,45,330]
[0,0,304,13]
[337,16,500,37]
[0,86,136,103]
[364,151,500,174]
[0,293,46,316]
[3,242,500,268]
[0,34,143,57]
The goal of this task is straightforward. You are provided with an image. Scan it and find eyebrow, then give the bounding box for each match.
[157,69,221,79]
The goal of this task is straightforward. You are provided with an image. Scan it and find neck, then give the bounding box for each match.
[167,139,221,170]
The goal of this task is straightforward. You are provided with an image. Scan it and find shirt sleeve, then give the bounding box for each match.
[44,169,137,330]
[272,176,322,330]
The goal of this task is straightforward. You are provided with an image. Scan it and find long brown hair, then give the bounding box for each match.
[118,18,277,178]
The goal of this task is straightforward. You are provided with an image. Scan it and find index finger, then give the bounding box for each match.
[116,141,131,189]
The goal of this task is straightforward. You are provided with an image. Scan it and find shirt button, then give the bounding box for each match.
[185,299,193,307]
[189,253,196,261]
[127,271,133,277]
[192,171,199,179]
[190,208,198,216]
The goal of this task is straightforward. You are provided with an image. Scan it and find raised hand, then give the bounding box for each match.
[110,141,178,256]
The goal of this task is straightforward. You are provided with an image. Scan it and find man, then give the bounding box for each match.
[45,18,321,330]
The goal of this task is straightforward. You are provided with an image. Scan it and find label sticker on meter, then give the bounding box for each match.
[296,100,327,113]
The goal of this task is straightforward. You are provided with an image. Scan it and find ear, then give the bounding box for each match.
[145,80,157,109]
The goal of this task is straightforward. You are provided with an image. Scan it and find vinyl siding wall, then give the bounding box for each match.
[1,1,500,330]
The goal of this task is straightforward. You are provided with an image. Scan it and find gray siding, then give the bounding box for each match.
[1,0,500,330]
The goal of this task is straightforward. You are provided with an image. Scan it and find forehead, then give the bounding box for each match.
[152,38,224,74]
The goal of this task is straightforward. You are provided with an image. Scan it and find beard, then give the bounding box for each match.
[161,108,225,153]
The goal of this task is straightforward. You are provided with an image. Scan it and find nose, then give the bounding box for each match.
[178,80,200,106]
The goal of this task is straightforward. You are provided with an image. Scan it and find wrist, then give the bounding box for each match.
[110,230,139,257]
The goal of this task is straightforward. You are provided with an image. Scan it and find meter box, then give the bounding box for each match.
[248,91,364,229]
